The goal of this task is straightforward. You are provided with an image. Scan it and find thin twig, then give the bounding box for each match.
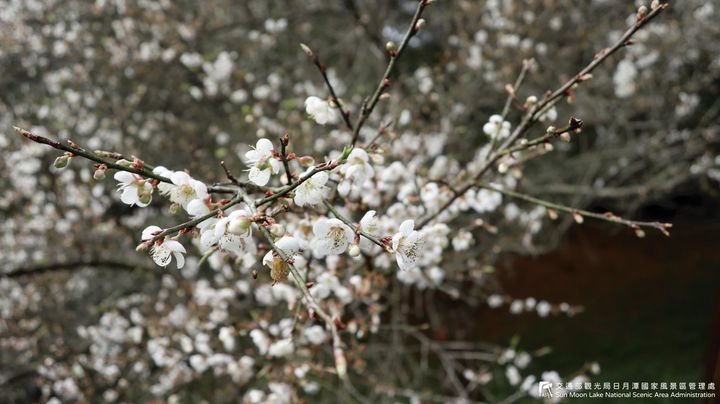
[478,183,672,236]
[350,0,430,145]
[279,133,293,185]
[301,47,354,131]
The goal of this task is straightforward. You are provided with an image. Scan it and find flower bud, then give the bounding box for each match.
[53,155,70,169]
[370,152,385,165]
[299,43,314,58]
[525,95,538,105]
[414,19,426,32]
[115,159,133,168]
[385,41,398,55]
[637,5,648,19]
[379,93,391,102]
[228,217,252,235]
[348,244,361,257]
[547,208,558,220]
[572,211,584,224]
[93,165,107,180]
[269,223,285,237]
[560,132,571,142]
[543,143,554,152]
[498,162,508,174]
[136,242,149,252]
[634,227,646,238]
[650,0,660,10]
[546,126,557,135]
[297,155,315,167]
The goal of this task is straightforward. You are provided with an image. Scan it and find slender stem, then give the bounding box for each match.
[477,183,671,235]
[257,226,349,381]
[303,48,354,131]
[255,160,342,207]
[14,127,266,193]
[279,133,293,185]
[322,199,388,249]
[500,58,534,120]
[144,194,243,245]
[350,0,429,145]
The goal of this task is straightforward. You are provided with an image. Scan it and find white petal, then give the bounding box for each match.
[312,171,329,186]
[313,218,331,237]
[187,199,210,216]
[256,138,274,154]
[174,252,185,269]
[399,219,415,235]
[170,171,190,186]
[245,149,261,163]
[248,167,271,186]
[113,171,135,184]
[163,239,186,254]
[142,226,163,241]
[152,246,172,267]
[120,186,139,205]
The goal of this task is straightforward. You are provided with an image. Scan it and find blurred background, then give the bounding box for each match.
[1,0,719,402]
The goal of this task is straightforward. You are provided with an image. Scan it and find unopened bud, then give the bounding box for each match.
[498,162,508,174]
[228,217,252,235]
[572,211,584,224]
[525,95,538,105]
[348,244,361,257]
[379,93,391,102]
[53,155,70,169]
[136,242,149,252]
[634,227,646,238]
[299,43,314,58]
[93,165,107,180]
[269,223,285,237]
[637,5,648,19]
[370,153,385,165]
[385,41,398,55]
[298,155,315,167]
[650,0,660,10]
[546,126,557,135]
[543,143,554,152]
[414,19,426,32]
[115,159,133,168]
[560,132,571,142]
[340,146,353,161]
[547,208,558,220]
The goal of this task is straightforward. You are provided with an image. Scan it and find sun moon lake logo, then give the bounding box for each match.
[539,381,554,398]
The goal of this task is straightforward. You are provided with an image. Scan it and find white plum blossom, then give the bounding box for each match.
[359,210,380,235]
[268,339,294,358]
[310,218,354,257]
[293,169,328,206]
[391,220,424,270]
[483,114,511,140]
[202,208,255,256]
[338,148,374,196]
[304,96,337,125]
[473,187,503,213]
[153,169,208,210]
[613,58,637,98]
[141,226,187,269]
[113,171,153,207]
[244,138,282,186]
[303,325,327,345]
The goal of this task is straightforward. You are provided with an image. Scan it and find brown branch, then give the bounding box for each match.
[279,133,293,185]
[417,3,668,228]
[301,46,354,131]
[3,260,152,279]
[350,0,430,145]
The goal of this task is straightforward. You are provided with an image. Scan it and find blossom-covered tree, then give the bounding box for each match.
[2,0,718,402]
